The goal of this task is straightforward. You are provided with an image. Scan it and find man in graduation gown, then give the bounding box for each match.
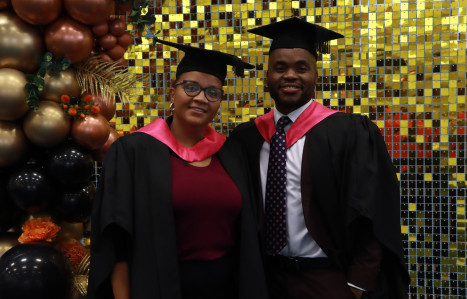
[230,17,410,299]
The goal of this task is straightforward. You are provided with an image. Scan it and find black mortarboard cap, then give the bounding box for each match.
[154,38,255,82]
[248,17,344,59]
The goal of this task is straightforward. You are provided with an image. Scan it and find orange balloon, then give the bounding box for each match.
[12,0,62,26]
[107,44,124,60]
[71,114,110,150]
[99,33,117,49]
[64,0,114,25]
[45,15,94,64]
[109,18,125,36]
[117,32,132,47]
[91,127,119,162]
[92,22,108,36]
[0,0,11,10]
[81,92,115,121]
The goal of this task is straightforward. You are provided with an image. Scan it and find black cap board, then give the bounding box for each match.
[154,37,255,82]
[248,17,344,59]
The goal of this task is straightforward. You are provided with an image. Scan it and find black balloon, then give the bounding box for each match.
[7,165,53,213]
[48,143,94,185]
[0,243,74,299]
[0,176,20,233]
[54,181,96,223]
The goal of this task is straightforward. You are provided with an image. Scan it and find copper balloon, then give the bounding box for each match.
[0,233,20,258]
[0,0,11,10]
[45,15,94,64]
[109,18,125,36]
[12,0,62,26]
[107,44,125,60]
[117,32,132,47]
[98,51,112,62]
[0,68,29,121]
[0,121,28,168]
[64,0,114,25]
[23,101,71,148]
[40,68,82,103]
[91,127,119,162]
[99,33,117,49]
[114,57,127,67]
[81,92,115,121]
[92,21,108,36]
[114,0,131,12]
[0,11,45,73]
[71,114,110,150]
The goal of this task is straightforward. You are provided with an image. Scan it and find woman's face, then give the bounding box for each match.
[169,71,223,128]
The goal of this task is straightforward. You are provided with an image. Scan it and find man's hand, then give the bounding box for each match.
[349,287,363,299]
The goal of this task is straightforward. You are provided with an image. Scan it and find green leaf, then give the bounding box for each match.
[33,77,44,86]
[26,74,36,81]
[25,82,34,90]
[38,67,46,78]
[45,52,53,62]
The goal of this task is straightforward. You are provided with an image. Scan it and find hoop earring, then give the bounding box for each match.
[170,102,175,111]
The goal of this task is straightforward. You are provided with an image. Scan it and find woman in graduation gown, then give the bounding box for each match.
[88,38,268,299]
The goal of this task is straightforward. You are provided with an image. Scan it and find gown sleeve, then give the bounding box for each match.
[87,138,134,299]
[344,115,410,297]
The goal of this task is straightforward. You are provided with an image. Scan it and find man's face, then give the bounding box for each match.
[267,48,318,114]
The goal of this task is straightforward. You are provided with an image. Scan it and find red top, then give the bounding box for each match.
[171,152,242,261]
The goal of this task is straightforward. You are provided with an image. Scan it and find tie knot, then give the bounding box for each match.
[276,116,292,131]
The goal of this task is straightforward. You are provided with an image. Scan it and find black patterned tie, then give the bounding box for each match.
[264,115,292,256]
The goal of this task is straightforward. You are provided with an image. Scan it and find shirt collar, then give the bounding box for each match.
[273,100,314,126]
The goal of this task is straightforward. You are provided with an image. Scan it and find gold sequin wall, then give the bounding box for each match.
[113,0,467,297]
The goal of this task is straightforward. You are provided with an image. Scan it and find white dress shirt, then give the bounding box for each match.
[259,100,366,291]
[260,100,327,258]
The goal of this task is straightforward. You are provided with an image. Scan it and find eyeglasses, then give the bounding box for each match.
[174,80,224,102]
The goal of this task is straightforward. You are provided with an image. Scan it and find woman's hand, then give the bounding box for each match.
[111,262,130,299]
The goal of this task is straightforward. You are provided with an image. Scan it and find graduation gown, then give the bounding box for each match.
[88,130,269,299]
[230,108,410,299]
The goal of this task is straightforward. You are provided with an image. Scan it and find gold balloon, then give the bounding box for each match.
[0,11,45,73]
[0,120,29,168]
[81,92,115,121]
[91,127,119,162]
[23,101,71,148]
[71,114,110,149]
[0,0,11,11]
[40,68,82,103]
[0,233,20,258]
[12,0,62,26]
[0,68,29,121]
[56,222,84,241]
[64,0,114,25]
[45,15,94,64]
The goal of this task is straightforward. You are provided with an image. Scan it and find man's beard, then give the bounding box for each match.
[269,87,314,109]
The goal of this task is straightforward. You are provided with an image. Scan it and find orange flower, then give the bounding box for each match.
[83,105,90,110]
[55,240,86,268]
[80,113,85,118]
[75,105,79,109]
[61,95,70,103]
[18,217,61,244]
[83,95,93,102]
[91,105,100,113]
[63,105,68,109]
[68,108,77,116]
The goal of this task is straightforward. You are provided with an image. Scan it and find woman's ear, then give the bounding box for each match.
[168,87,175,103]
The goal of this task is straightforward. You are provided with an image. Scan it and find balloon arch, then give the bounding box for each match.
[0,0,139,298]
